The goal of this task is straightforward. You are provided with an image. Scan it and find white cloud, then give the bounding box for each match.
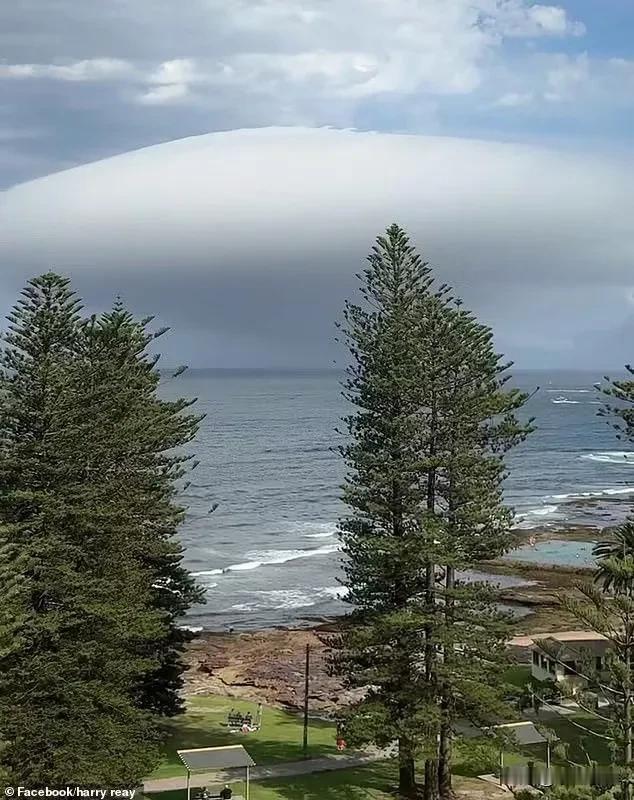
[0,1,586,108]
[1,128,631,367]
[491,91,534,107]
[0,58,134,81]
[138,59,199,105]
[544,53,589,102]
[1,127,631,287]
[138,83,191,105]
[526,4,585,36]
[149,59,198,86]
[202,1,584,101]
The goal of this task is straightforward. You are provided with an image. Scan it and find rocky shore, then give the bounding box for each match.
[185,625,352,713]
[184,523,609,711]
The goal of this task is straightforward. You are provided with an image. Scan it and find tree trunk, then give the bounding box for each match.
[438,712,454,799]
[423,391,439,800]
[424,756,437,800]
[398,738,417,798]
[625,626,633,800]
[438,566,455,799]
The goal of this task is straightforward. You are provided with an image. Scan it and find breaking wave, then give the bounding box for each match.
[512,505,560,529]
[290,521,338,539]
[582,452,634,465]
[225,585,349,613]
[195,542,342,577]
[550,486,634,501]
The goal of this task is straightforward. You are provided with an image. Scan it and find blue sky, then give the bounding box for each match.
[1,0,633,188]
[0,1,633,368]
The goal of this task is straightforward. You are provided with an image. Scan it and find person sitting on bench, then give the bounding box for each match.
[219,785,232,799]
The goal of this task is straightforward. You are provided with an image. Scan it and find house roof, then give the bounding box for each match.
[545,631,608,643]
[177,745,255,773]
[509,630,608,648]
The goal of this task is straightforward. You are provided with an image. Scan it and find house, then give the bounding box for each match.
[527,631,609,688]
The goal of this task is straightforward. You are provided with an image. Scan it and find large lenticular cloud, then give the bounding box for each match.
[1,127,633,366]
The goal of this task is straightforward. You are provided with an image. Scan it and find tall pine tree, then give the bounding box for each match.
[333,224,441,797]
[70,303,205,715]
[0,274,204,783]
[0,274,164,783]
[427,302,532,799]
[333,226,531,799]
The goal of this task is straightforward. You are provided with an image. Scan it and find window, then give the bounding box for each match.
[548,659,556,674]
[564,660,576,676]
[596,656,603,671]
[532,651,540,666]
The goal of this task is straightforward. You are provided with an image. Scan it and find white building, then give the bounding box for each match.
[528,631,609,688]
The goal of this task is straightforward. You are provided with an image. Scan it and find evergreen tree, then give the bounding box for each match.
[0,275,203,783]
[333,224,441,798]
[430,304,532,799]
[0,274,164,783]
[70,303,204,715]
[333,226,531,799]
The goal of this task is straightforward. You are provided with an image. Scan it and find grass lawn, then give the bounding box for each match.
[144,761,507,800]
[503,665,532,689]
[537,712,612,766]
[150,696,339,779]
[146,691,615,794]
[146,761,396,800]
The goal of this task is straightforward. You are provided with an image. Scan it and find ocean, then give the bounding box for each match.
[158,369,634,631]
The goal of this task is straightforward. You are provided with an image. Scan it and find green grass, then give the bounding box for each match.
[538,713,613,766]
[150,696,339,779]
[145,761,396,800]
[503,665,533,689]
[147,691,616,795]
[144,762,508,800]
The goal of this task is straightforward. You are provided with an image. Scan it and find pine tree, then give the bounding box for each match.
[429,304,532,799]
[0,274,165,784]
[333,224,441,798]
[333,227,531,799]
[70,303,205,715]
[0,275,204,783]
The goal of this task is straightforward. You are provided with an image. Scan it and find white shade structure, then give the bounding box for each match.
[177,745,255,800]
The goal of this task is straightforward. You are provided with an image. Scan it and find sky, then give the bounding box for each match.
[0,0,633,369]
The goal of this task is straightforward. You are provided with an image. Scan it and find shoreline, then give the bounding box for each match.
[184,522,610,708]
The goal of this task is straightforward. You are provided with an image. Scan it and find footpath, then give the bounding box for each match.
[143,748,391,793]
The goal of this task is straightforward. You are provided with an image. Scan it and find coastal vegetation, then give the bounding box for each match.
[0,274,203,784]
[543,369,634,799]
[0,232,632,798]
[332,224,532,798]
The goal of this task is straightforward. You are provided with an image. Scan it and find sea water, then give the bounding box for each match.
[158,368,634,630]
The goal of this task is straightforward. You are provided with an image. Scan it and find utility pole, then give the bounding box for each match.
[303,643,310,759]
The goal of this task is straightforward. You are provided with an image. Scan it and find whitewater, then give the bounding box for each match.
[158,368,634,630]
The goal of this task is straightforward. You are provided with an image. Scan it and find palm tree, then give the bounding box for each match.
[593,521,634,593]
